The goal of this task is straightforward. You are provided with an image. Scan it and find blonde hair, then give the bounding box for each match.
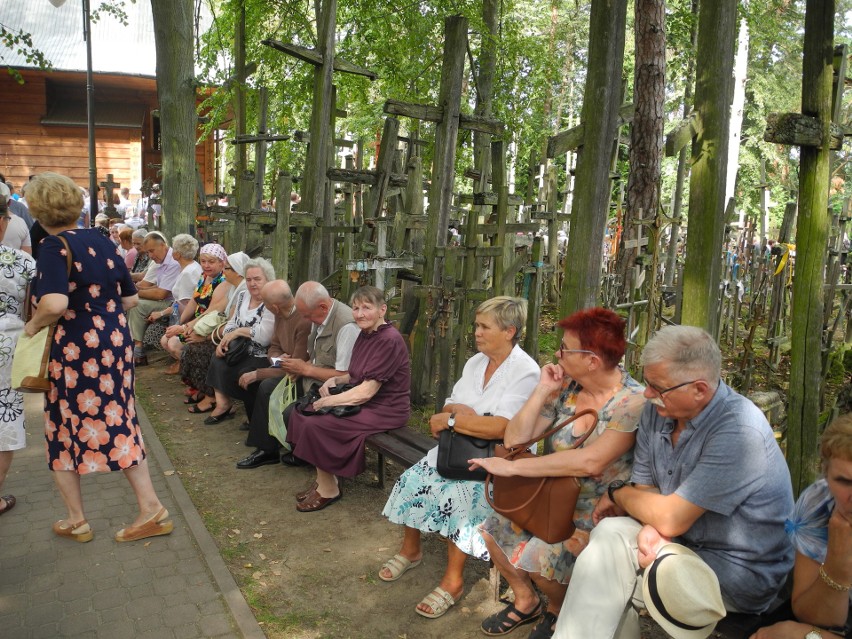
[26,172,84,227]
[821,413,852,467]
[476,296,527,345]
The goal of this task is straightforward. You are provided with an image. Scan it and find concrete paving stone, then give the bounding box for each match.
[0,593,28,615]
[30,622,62,639]
[1,566,29,585]
[85,560,123,580]
[172,622,203,639]
[130,594,168,618]
[91,586,130,611]
[161,603,201,627]
[198,597,229,616]
[25,574,62,599]
[1,518,31,536]
[199,613,236,637]
[127,582,154,600]
[24,602,65,627]
[152,574,191,597]
[118,567,154,588]
[134,627,176,639]
[61,609,100,635]
[26,539,60,560]
[152,563,178,578]
[96,619,136,638]
[93,575,121,593]
[144,548,180,568]
[118,557,144,572]
[56,552,95,573]
[185,583,220,605]
[97,606,130,624]
[0,611,22,631]
[58,578,96,602]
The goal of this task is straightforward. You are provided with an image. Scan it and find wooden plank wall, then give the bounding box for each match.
[0,70,216,199]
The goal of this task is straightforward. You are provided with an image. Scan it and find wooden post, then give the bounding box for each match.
[680,0,738,336]
[524,237,544,360]
[559,0,627,316]
[492,140,511,296]
[788,0,835,495]
[271,172,292,281]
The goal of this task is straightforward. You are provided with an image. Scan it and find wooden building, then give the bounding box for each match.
[0,0,216,199]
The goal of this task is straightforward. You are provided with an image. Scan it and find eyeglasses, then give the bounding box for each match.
[643,378,700,398]
[557,341,598,358]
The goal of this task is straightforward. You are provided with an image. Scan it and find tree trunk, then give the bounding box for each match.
[679,0,738,336]
[560,0,628,316]
[615,0,666,302]
[788,0,834,495]
[150,0,197,239]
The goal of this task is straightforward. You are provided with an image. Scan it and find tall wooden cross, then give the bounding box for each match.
[100,174,121,220]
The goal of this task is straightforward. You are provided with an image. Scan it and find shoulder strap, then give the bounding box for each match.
[502,407,598,457]
[56,234,72,276]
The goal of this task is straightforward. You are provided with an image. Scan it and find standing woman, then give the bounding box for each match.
[0,206,37,515]
[24,172,172,543]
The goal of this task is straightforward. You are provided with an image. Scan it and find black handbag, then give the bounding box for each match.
[436,428,497,481]
[223,336,252,365]
[295,382,362,418]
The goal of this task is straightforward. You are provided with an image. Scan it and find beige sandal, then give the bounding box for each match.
[53,519,94,543]
[379,554,422,582]
[415,586,460,619]
[115,507,174,542]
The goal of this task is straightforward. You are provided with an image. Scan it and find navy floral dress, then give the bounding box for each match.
[35,230,144,474]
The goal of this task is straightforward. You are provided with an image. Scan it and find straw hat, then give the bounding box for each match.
[642,543,726,639]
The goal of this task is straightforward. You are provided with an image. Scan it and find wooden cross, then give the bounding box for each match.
[260,0,377,282]
[100,173,121,219]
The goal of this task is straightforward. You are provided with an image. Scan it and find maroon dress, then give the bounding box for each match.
[286,322,410,477]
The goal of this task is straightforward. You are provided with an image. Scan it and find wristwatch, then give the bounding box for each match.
[447,413,456,429]
[805,629,823,639]
[607,480,630,503]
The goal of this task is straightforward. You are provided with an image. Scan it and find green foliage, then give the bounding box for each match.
[0,24,53,83]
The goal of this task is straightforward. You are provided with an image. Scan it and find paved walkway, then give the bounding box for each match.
[0,394,265,639]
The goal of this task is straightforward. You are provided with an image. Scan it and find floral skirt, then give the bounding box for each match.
[382,458,491,561]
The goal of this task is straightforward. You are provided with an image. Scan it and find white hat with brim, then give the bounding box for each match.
[642,543,726,639]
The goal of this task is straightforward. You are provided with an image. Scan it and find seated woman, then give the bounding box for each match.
[129,229,150,283]
[751,414,852,639]
[470,307,646,639]
[287,286,410,512]
[160,242,228,375]
[182,251,247,411]
[202,257,275,425]
[380,296,540,619]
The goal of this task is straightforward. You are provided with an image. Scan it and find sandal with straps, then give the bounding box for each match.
[415,586,461,619]
[378,554,422,582]
[481,597,543,635]
[528,611,558,639]
[53,519,94,543]
[115,507,173,542]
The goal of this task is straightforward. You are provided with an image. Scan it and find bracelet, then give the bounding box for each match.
[819,563,852,591]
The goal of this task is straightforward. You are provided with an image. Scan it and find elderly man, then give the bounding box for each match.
[129,232,182,366]
[553,325,794,639]
[236,281,359,469]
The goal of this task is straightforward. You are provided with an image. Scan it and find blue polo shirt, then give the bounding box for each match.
[631,381,794,613]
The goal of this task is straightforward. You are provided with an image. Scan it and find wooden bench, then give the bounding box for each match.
[366,426,435,488]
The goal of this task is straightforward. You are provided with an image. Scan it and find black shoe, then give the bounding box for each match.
[204,409,236,425]
[281,452,309,467]
[134,355,149,367]
[236,449,280,469]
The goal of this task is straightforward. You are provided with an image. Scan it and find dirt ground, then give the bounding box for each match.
[136,350,672,639]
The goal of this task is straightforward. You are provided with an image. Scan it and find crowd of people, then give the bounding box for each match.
[0,170,850,639]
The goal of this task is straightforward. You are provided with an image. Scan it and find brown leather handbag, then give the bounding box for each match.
[484,408,598,544]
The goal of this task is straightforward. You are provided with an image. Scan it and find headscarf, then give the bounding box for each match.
[200,242,227,262]
[226,251,249,277]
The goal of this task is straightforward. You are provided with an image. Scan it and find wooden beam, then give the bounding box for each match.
[292,130,354,147]
[547,103,634,157]
[326,167,409,187]
[664,111,703,156]
[221,62,257,91]
[230,134,291,145]
[261,39,378,80]
[383,99,504,134]
[764,112,846,149]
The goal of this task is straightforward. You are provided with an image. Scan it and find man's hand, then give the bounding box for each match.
[279,358,308,377]
[749,621,837,639]
[636,525,670,569]
[592,491,626,524]
[238,370,258,390]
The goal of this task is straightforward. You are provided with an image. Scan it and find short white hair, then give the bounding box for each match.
[171,234,199,260]
[640,325,721,389]
[243,257,275,282]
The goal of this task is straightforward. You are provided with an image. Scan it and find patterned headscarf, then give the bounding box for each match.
[226,251,249,277]
[199,242,227,262]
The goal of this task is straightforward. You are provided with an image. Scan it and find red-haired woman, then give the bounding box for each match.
[470,307,646,639]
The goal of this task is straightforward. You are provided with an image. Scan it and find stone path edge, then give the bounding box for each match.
[136,401,266,639]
